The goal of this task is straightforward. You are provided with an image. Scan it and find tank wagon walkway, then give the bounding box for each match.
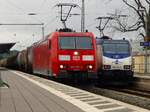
[0,69,150,112]
[0,69,84,112]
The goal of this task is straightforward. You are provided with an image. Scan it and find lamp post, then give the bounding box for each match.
[145,18,148,74]
[28,13,45,39]
[41,24,45,39]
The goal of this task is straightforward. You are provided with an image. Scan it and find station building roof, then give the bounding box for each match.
[0,43,16,53]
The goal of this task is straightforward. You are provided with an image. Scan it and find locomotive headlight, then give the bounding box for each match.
[60,65,64,69]
[74,51,78,55]
[88,65,93,69]
[82,55,94,61]
[59,55,70,61]
[104,65,111,69]
[124,65,131,69]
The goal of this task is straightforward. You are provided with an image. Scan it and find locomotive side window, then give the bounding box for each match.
[59,37,93,50]
[49,40,51,49]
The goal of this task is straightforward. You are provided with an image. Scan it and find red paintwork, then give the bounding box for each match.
[32,32,97,77]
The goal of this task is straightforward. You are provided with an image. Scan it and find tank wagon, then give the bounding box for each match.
[17,50,28,71]
[17,46,33,72]
[26,46,33,73]
[96,37,134,84]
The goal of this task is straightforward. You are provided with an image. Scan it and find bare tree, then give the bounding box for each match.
[111,0,150,41]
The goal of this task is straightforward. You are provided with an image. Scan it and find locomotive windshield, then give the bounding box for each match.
[103,41,130,54]
[59,37,93,49]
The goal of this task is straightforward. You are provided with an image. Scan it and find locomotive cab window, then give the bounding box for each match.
[102,41,130,54]
[76,37,93,49]
[59,37,93,50]
[59,37,75,49]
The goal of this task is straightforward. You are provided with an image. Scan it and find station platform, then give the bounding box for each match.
[0,69,84,112]
[0,69,150,112]
[134,73,150,79]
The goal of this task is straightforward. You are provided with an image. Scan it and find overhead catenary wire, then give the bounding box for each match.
[36,0,47,12]
[4,0,43,24]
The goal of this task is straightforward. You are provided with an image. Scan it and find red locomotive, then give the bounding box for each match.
[31,30,97,79]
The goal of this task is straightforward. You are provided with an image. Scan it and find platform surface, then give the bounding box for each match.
[134,73,150,79]
[0,69,85,112]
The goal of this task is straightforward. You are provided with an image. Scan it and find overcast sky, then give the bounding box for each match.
[0,0,138,50]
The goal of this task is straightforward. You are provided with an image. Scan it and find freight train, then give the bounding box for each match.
[16,29,97,80]
[0,32,134,85]
[96,36,134,85]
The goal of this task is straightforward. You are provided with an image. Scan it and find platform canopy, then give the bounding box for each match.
[0,43,15,53]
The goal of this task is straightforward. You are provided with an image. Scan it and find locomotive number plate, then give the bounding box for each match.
[112,65,121,69]
[70,66,80,71]
[70,66,80,68]
[73,56,80,60]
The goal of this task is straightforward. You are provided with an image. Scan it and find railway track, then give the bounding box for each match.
[107,87,150,98]
[73,84,150,110]
[50,78,150,99]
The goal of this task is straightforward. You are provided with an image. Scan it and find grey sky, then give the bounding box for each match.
[0,0,137,50]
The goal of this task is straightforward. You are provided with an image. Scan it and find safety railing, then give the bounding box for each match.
[133,63,150,74]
